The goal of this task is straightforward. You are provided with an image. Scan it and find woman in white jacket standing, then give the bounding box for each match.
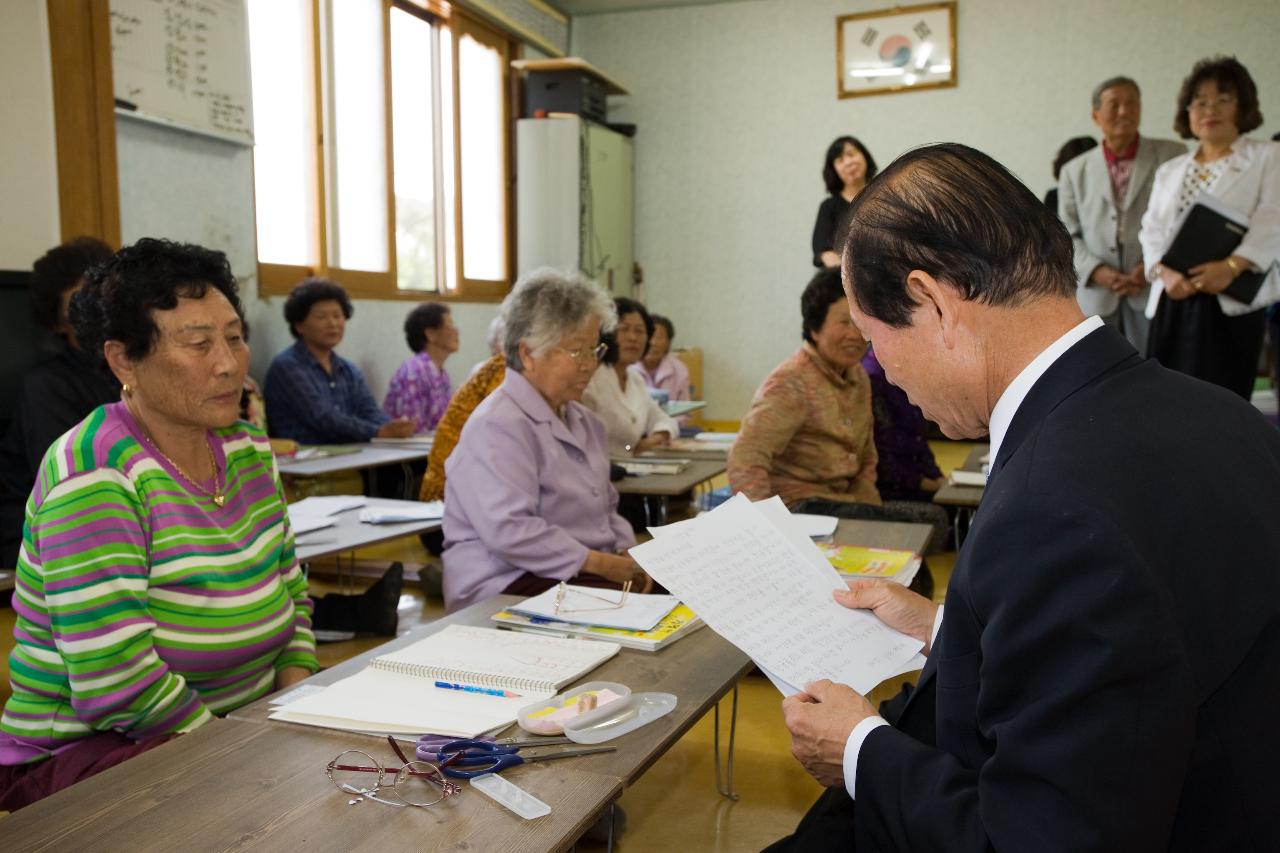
[1139,56,1280,399]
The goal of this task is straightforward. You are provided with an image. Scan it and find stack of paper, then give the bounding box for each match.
[358,501,444,524]
[287,495,367,534]
[692,432,737,442]
[949,470,986,487]
[291,445,361,461]
[491,605,704,652]
[614,458,691,476]
[371,435,435,450]
[631,494,925,695]
[510,585,680,631]
[493,584,706,651]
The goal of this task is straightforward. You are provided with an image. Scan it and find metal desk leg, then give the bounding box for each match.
[713,684,740,801]
[400,461,414,500]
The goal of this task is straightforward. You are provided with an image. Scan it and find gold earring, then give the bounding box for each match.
[122,383,132,396]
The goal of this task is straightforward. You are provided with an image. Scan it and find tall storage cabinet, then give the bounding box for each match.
[516,115,634,294]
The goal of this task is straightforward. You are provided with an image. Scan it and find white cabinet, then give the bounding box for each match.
[516,115,634,294]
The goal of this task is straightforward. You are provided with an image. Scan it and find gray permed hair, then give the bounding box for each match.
[502,268,617,371]
[1091,76,1140,111]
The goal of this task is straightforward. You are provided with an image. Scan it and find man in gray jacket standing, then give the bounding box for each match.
[1058,76,1184,354]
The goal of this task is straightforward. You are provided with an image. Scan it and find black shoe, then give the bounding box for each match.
[357,562,403,636]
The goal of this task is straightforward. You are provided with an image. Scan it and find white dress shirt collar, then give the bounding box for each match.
[987,315,1104,468]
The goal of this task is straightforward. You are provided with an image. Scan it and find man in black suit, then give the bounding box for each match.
[768,143,1280,852]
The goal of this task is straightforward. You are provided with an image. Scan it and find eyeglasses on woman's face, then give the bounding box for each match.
[557,342,608,368]
[1189,93,1237,113]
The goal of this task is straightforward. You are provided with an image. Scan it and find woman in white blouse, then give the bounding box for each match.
[584,297,680,456]
[1139,56,1280,399]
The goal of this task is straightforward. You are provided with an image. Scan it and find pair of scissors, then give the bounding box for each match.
[435,738,616,779]
[413,733,573,761]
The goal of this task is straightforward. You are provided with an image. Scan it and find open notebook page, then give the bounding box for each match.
[634,494,924,695]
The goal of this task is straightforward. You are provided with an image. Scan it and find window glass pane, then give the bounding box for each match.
[247,0,317,266]
[458,32,505,281]
[328,0,388,272]
[390,8,435,291]
[441,29,457,292]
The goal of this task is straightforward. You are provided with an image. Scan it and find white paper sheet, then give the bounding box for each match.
[790,513,840,539]
[290,495,367,516]
[630,494,924,695]
[358,501,444,523]
[508,585,680,632]
[288,514,335,535]
[949,470,986,487]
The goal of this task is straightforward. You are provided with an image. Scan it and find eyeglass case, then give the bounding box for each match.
[517,681,631,735]
[562,692,677,744]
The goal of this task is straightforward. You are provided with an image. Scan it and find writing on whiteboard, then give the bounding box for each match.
[111,0,253,142]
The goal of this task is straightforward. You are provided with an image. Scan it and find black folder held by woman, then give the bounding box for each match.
[1161,197,1265,304]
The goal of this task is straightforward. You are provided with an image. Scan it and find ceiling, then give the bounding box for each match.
[549,0,750,16]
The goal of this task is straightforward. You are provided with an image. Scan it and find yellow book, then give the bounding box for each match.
[491,604,705,652]
[819,543,917,579]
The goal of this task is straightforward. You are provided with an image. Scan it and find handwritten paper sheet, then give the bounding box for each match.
[634,495,924,695]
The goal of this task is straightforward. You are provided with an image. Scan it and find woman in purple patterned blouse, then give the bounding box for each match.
[860,347,945,502]
[384,302,459,433]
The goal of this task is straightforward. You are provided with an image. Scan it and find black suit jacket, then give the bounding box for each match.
[855,325,1280,852]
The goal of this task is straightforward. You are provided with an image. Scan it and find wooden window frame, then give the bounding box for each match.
[256,0,516,304]
[46,0,121,247]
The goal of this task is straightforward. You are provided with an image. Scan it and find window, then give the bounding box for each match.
[247,0,513,300]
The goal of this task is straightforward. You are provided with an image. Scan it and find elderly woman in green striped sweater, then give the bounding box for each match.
[0,238,318,811]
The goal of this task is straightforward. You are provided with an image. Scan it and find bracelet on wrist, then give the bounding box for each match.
[1225,257,1242,279]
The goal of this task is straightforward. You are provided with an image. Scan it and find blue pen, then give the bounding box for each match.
[434,680,522,698]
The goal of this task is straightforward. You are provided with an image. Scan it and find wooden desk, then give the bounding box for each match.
[832,518,932,555]
[278,445,429,478]
[227,594,751,838]
[280,445,430,502]
[0,569,14,592]
[933,444,989,549]
[294,498,442,563]
[0,716,620,853]
[0,519,930,850]
[612,458,725,498]
[613,458,727,526]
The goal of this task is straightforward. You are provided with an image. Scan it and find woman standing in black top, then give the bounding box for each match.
[811,136,878,267]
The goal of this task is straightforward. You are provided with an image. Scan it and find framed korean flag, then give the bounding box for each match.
[837,2,957,98]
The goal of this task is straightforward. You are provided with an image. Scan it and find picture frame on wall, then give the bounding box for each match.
[836,2,957,99]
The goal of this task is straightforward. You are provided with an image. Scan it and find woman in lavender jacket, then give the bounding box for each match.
[441,270,654,613]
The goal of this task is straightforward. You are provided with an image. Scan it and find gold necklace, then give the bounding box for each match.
[128,402,226,507]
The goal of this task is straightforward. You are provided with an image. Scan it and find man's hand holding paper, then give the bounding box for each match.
[782,679,878,787]
[836,579,939,654]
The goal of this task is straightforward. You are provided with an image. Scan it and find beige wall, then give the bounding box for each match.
[0,0,61,269]
[573,0,1280,420]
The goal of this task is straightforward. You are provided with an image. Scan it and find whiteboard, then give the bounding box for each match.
[109,0,254,144]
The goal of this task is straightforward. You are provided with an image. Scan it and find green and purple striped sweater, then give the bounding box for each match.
[1,402,317,765]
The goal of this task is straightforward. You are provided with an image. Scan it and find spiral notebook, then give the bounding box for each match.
[269,625,620,736]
